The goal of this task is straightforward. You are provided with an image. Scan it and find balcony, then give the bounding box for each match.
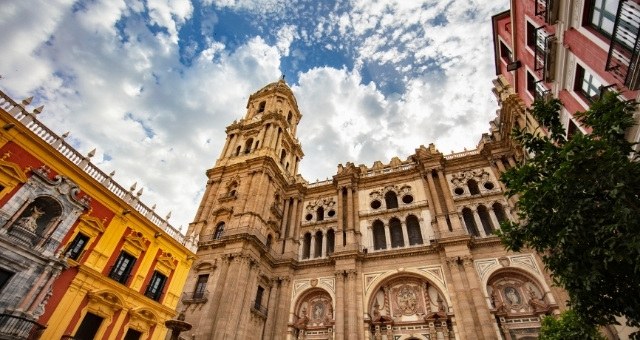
[0,313,46,340]
[534,80,551,101]
[534,27,557,82]
[605,0,640,90]
[535,0,559,24]
[181,290,209,305]
[250,300,268,319]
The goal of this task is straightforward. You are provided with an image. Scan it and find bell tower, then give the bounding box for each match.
[182,79,305,340]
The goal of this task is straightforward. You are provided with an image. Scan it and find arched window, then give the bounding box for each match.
[406,215,423,245]
[477,205,494,235]
[244,138,253,154]
[462,208,479,237]
[385,191,398,209]
[493,202,508,224]
[266,234,273,249]
[228,182,238,197]
[389,218,404,248]
[314,231,323,258]
[326,229,335,255]
[280,150,287,164]
[235,146,241,156]
[287,111,292,124]
[468,179,480,195]
[255,140,260,149]
[258,101,266,113]
[372,220,386,250]
[214,222,225,240]
[302,233,311,259]
[317,207,324,221]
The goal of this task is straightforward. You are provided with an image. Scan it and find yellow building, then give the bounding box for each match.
[0,90,197,339]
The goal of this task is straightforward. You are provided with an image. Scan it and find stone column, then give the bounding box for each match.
[309,234,316,259]
[236,264,260,339]
[274,277,292,340]
[334,271,345,339]
[206,256,231,339]
[384,224,391,250]
[240,171,258,211]
[281,199,291,237]
[346,186,354,243]
[426,171,450,235]
[444,257,475,340]
[222,256,255,339]
[353,186,360,244]
[401,222,410,246]
[488,206,500,232]
[472,207,487,237]
[346,270,358,338]
[461,256,496,340]
[264,279,280,340]
[299,242,304,260]
[223,134,236,158]
[336,188,344,248]
[322,232,327,258]
[288,198,299,239]
[495,159,506,173]
[256,125,268,150]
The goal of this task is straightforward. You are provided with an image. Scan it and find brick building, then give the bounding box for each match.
[178,79,567,340]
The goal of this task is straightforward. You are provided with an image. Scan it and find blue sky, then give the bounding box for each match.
[0,0,508,232]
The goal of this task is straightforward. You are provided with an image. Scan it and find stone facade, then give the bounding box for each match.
[179,79,567,340]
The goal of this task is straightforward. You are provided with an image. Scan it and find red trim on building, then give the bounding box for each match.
[102,310,122,339]
[38,267,79,325]
[62,296,89,337]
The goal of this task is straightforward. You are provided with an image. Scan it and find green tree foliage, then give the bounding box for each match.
[539,310,605,340]
[498,91,640,327]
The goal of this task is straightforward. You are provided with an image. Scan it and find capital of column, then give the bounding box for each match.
[345,269,357,279]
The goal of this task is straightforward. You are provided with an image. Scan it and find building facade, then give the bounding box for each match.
[491,0,640,144]
[178,79,567,340]
[0,91,197,339]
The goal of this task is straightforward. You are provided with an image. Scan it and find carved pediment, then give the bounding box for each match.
[124,230,149,254]
[129,307,158,326]
[78,213,105,237]
[0,152,28,184]
[88,290,124,311]
[157,251,177,271]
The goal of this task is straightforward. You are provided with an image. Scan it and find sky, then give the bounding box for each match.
[0,0,509,233]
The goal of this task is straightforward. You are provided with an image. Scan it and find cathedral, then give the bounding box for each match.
[178,78,567,340]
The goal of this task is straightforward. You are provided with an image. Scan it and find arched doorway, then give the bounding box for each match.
[290,288,334,340]
[487,270,556,339]
[367,275,453,340]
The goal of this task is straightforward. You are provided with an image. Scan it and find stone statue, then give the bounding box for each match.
[16,206,44,233]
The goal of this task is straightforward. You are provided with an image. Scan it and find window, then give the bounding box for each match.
[302,233,311,259]
[0,268,14,292]
[280,150,286,164]
[567,119,582,139]
[244,138,254,154]
[499,41,513,62]
[406,215,423,245]
[468,179,481,195]
[389,218,404,248]
[235,146,241,156]
[477,205,495,235]
[74,312,103,340]
[287,111,293,124]
[526,21,536,48]
[575,64,603,100]
[109,251,136,285]
[462,208,480,237]
[587,0,619,38]
[258,101,266,113]
[193,274,209,299]
[527,71,536,96]
[326,229,335,255]
[214,222,225,240]
[384,191,398,209]
[314,231,323,258]
[66,233,89,261]
[144,270,167,301]
[317,207,324,221]
[372,220,386,250]
[493,203,508,223]
[266,234,273,248]
[124,329,142,340]
[254,286,264,309]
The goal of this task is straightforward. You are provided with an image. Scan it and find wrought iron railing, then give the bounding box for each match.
[534,27,556,82]
[181,290,209,304]
[606,0,640,90]
[535,0,559,24]
[0,313,46,340]
[534,80,551,102]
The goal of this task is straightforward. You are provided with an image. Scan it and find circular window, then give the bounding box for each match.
[484,181,495,190]
[370,200,381,209]
[305,214,313,221]
[402,195,414,204]
[454,187,464,195]
[327,209,335,217]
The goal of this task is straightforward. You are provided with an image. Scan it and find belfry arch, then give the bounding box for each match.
[365,273,454,340]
